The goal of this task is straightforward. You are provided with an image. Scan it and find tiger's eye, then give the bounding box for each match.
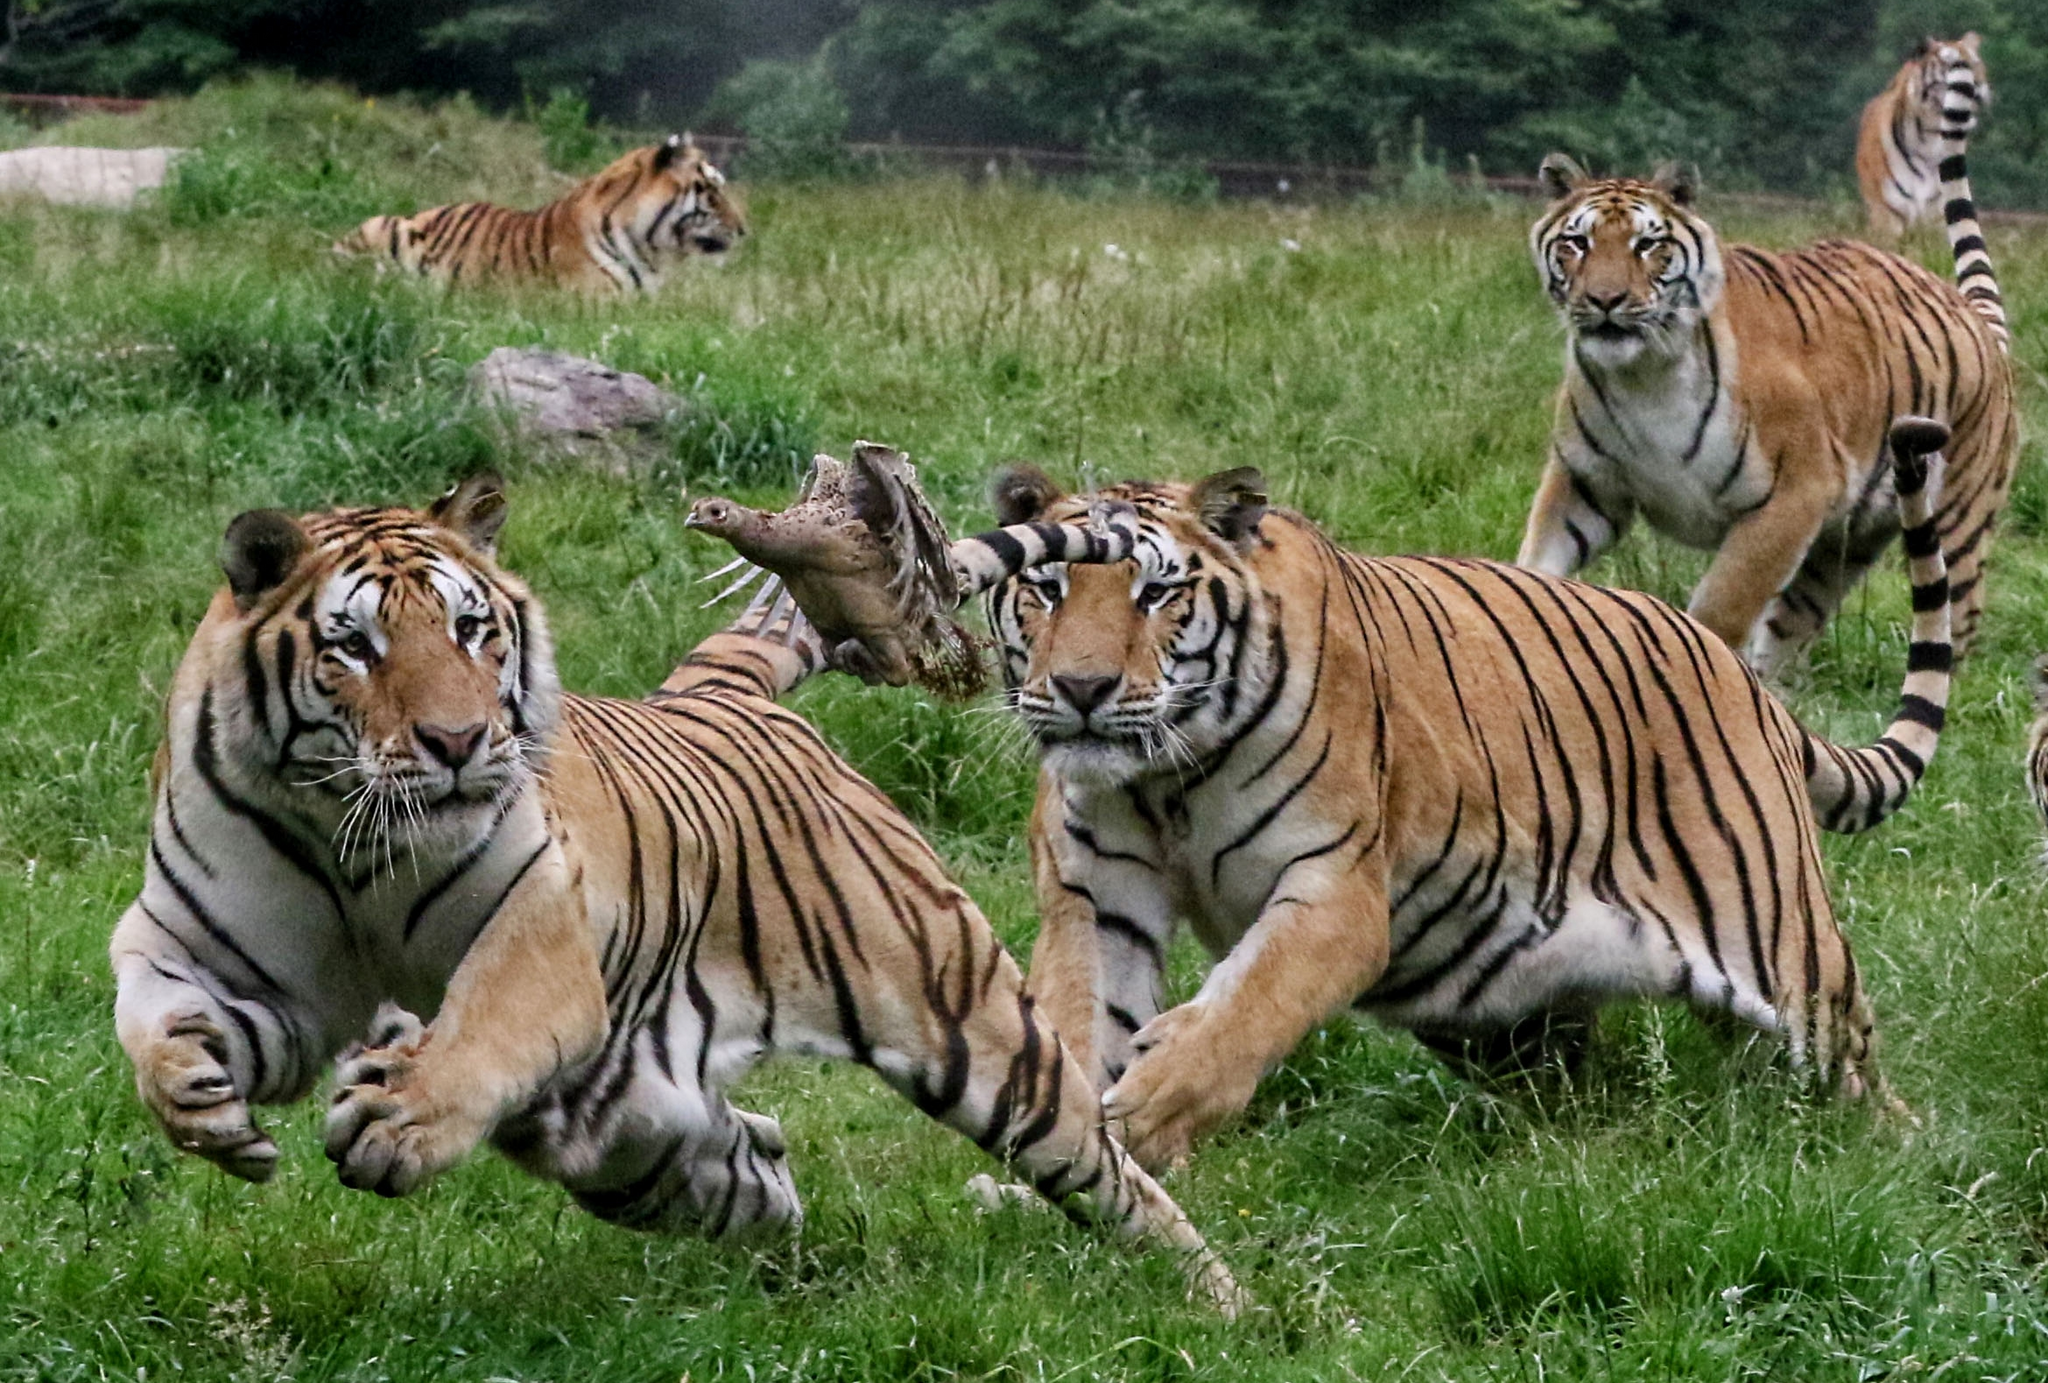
[338,631,374,662]
[455,614,484,644]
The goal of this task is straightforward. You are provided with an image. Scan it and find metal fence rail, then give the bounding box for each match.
[8,96,2047,224]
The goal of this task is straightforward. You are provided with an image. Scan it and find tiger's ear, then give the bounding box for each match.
[1651,161,1697,207]
[991,464,1065,526]
[654,134,683,171]
[221,509,310,613]
[1187,467,1268,547]
[1914,35,1936,58]
[430,473,509,555]
[1960,31,1982,56]
[1538,153,1588,200]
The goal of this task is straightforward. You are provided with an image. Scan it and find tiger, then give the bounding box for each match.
[980,417,1952,1174]
[1858,34,1991,242]
[106,474,1241,1311]
[332,135,744,292]
[2026,661,2048,840]
[1517,149,2013,678]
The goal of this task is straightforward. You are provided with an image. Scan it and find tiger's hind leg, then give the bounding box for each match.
[1411,1008,1598,1088]
[1687,879,1895,1116]
[1747,517,1895,681]
[857,950,1241,1313]
[493,1035,803,1242]
[1933,420,2016,660]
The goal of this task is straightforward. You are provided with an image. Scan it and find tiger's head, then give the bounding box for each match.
[1530,154,1722,369]
[194,474,560,857]
[985,465,1278,787]
[1906,33,1990,132]
[597,135,747,261]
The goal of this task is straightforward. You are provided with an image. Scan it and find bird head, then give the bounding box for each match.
[685,495,759,541]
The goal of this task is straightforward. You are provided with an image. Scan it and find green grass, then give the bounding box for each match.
[6,81,2048,1380]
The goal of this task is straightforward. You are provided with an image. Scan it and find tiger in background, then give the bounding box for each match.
[983,420,1950,1174]
[107,474,1240,1311]
[332,135,744,292]
[1518,146,2012,678]
[2026,660,2048,841]
[1858,34,1990,242]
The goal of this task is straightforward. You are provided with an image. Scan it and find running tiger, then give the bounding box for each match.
[107,475,1238,1309]
[1519,152,2012,675]
[1858,34,1990,242]
[333,135,744,292]
[984,421,1950,1173]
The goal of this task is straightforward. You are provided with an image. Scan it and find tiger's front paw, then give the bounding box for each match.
[141,1010,279,1182]
[323,1005,483,1198]
[1100,1003,1257,1174]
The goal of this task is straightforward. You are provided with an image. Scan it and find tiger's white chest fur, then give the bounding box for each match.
[1050,766,1299,986]
[1883,138,1943,222]
[1559,324,1763,549]
[145,722,555,1062]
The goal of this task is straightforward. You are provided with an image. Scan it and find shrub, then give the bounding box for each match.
[530,87,604,174]
[711,58,852,182]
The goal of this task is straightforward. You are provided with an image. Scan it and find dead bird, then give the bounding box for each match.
[687,442,979,694]
[687,442,1142,698]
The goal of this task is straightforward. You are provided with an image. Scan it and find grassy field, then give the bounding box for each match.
[8,80,2048,1380]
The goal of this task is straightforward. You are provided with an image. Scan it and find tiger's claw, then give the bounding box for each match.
[324,1004,484,1198]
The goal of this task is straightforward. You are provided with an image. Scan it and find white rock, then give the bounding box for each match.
[0,146,183,209]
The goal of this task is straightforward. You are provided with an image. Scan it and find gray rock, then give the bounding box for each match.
[469,348,686,472]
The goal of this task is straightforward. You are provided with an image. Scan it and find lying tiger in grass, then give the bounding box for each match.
[108,474,1238,1310]
[333,135,744,292]
[977,421,1951,1172]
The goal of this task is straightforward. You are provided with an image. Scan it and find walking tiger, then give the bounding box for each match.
[980,420,1950,1172]
[1518,148,2011,675]
[1858,35,1991,242]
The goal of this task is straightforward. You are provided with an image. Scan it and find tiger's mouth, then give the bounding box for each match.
[303,748,525,814]
[1015,689,1202,782]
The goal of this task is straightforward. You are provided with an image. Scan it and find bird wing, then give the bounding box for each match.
[795,452,846,506]
[852,441,958,615]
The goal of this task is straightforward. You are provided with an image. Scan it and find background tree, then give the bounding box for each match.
[3,0,2044,206]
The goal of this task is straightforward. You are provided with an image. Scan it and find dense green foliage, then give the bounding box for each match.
[4,83,2048,1378]
[9,1,2048,202]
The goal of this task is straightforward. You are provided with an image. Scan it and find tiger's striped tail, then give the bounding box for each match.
[1935,60,2009,351]
[949,503,1141,599]
[1805,417,1952,834]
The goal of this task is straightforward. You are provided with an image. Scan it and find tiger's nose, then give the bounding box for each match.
[415,722,487,769]
[1584,290,1628,315]
[1052,674,1120,715]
